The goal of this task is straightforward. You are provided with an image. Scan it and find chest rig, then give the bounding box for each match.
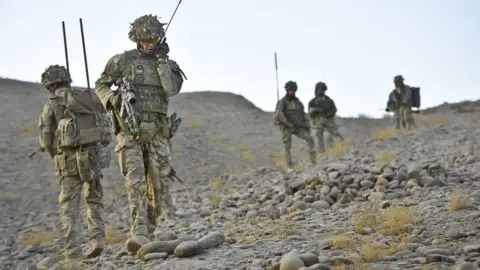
[284,98,304,123]
[124,49,167,116]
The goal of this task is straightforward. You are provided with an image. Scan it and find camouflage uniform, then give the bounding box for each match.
[308,82,344,153]
[386,75,415,130]
[38,65,107,260]
[274,81,316,167]
[94,15,185,251]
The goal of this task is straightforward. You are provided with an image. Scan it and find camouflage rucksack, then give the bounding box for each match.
[411,87,421,108]
[53,87,111,149]
[41,65,111,149]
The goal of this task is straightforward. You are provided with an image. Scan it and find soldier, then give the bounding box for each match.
[38,65,110,260]
[94,14,185,252]
[386,75,416,130]
[308,82,344,154]
[274,80,316,168]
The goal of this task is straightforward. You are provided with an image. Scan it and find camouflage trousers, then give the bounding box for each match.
[394,106,415,130]
[54,150,104,258]
[280,125,316,166]
[115,124,175,238]
[310,117,344,153]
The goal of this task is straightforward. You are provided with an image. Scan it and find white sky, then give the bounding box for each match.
[1,0,479,117]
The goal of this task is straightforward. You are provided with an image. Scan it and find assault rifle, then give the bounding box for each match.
[112,78,140,139]
[169,112,182,138]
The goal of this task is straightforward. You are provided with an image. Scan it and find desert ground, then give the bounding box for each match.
[2,77,480,270]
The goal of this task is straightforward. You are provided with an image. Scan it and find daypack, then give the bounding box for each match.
[54,87,111,148]
[411,87,421,108]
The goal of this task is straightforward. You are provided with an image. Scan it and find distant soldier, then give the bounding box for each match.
[385,75,418,130]
[274,81,316,167]
[38,65,111,260]
[308,82,344,153]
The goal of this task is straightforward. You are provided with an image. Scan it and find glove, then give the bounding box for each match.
[385,108,390,112]
[155,38,170,58]
[109,93,122,111]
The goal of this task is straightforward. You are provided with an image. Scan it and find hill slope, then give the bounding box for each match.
[2,78,480,269]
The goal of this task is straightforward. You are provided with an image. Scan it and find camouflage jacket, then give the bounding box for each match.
[387,85,412,110]
[307,95,337,118]
[94,48,184,112]
[38,87,69,158]
[274,95,309,129]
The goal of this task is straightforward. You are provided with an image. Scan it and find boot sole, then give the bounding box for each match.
[86,247,104,258]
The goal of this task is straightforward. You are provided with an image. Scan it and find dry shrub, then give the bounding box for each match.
[371,127,398,141]
[449,189,470,212]
[425,115,449,126]
[331,234,355,249]
[105,224,128,245]
[21,124,39,136]
[382,114,392,119]
[355,204,416,236]
[210,176,231,191]
[375,150,397,165]
[327,140,351,158]
[360,237,411,262]
[21,231,59,247]
[207,194,221,209]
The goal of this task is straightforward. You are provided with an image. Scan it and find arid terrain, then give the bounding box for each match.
[2,77,480,270]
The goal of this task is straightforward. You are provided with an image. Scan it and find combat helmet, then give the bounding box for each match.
[128,14,166,43]
[41,65,72,89]
[315,81,328,91]
[284,80,298,91]
[393,75,404,83]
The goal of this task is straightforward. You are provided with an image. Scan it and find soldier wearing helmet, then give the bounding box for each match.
[307,81,344,154]
[94,14,186,252]
[386,75,416,130]
[273,80,316,168]
[39,65,108,260]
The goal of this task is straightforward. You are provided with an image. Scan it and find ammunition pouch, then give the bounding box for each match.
[53,152,79,177]
[76,147,100,183]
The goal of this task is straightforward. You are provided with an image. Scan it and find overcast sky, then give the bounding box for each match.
[1,0,479,117]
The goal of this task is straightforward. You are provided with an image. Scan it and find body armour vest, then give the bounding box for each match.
[125,49,167,115]
[283,98,306,124]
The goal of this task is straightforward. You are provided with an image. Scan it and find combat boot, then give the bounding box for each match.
[126,235,149,254]
[86,238,104,258]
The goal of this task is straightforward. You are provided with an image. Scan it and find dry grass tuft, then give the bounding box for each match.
[355,204,417,236]
[185,119,200,129]
[105,224,128,245]
[360,237,411,262]
[207,194,221,209]
[425,115,449,126]
[197,164,219,173]
[327,140,351,158]
[449,189,470,212]
[21,231,59,247]
[371,127,398,141]
[21,124,39,136]
[331,234,355,250]
[0,192,21,201]
[225,216,297,244]
[375,150,397,166]
[242,150,256,163]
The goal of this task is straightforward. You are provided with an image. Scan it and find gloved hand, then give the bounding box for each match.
[156,38,170,57]
[109,93,122,111]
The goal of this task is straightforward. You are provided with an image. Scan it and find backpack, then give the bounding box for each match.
[54,87,111,148]
[411,87,421,108]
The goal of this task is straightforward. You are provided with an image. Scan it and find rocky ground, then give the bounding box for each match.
[2,77,480,270]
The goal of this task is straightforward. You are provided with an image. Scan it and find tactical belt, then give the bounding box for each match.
[139,112,166,123]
